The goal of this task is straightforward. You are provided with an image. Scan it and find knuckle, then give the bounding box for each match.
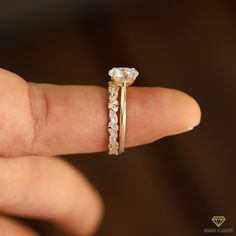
[28,84,50,155]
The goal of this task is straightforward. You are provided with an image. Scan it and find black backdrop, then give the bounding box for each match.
[0,1,235,235]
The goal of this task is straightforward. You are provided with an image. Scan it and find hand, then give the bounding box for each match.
[0,68,201,235]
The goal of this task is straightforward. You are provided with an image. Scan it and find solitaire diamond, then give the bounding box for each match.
[108,67,139,86]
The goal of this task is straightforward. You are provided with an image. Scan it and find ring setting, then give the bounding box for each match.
[108,67,139,155]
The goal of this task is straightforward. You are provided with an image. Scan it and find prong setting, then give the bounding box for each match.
[108,67,138,87]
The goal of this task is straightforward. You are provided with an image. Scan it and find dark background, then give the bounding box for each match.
[0,1,235,235]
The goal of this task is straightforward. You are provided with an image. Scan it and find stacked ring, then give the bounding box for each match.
[108,67,139,155]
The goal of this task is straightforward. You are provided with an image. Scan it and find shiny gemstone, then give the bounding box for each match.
[109,92,118,102]
[108,122,119,131]
[108,100,119,112]
[109,110,118,123]
[108,67,139,86]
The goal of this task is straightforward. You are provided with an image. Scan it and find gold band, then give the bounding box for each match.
[119,84,126,154]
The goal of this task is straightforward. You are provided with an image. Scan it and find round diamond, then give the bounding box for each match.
[108,67,139,86]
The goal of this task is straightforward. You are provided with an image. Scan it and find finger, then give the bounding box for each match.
[0,215,39,236]
[0,156,103,236]
[0,68,201,156]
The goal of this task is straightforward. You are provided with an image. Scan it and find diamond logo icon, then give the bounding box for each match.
[212,216,226,228]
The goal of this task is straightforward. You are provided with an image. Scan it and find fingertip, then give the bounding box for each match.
[170,88,201,128]
[165,89,201,136]
[126,87,201,147]
[76,187,104,236]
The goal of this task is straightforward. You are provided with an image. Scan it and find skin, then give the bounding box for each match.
[0,68,201,235]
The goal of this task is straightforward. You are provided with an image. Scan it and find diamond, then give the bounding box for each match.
[108,147,119,155]
[108,82,119,93]
[108,141,119,155]
[109,133,118,143]
[109,92,118,102]
[109,110,118,123]
[108,67,139,86]
[212,216,226,228]
[108,100,119,112]
[108,122,119,131]
[108,127,118,134]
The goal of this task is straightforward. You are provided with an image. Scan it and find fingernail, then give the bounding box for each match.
[170,126,195,136]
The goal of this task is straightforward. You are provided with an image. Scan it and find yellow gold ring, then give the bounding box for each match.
[108,67,139,155]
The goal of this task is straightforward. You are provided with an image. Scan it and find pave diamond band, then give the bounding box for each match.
[108,81,120,155]
[108,67,139,155]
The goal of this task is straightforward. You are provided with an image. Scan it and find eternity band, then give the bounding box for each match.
[108,67,139,155]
